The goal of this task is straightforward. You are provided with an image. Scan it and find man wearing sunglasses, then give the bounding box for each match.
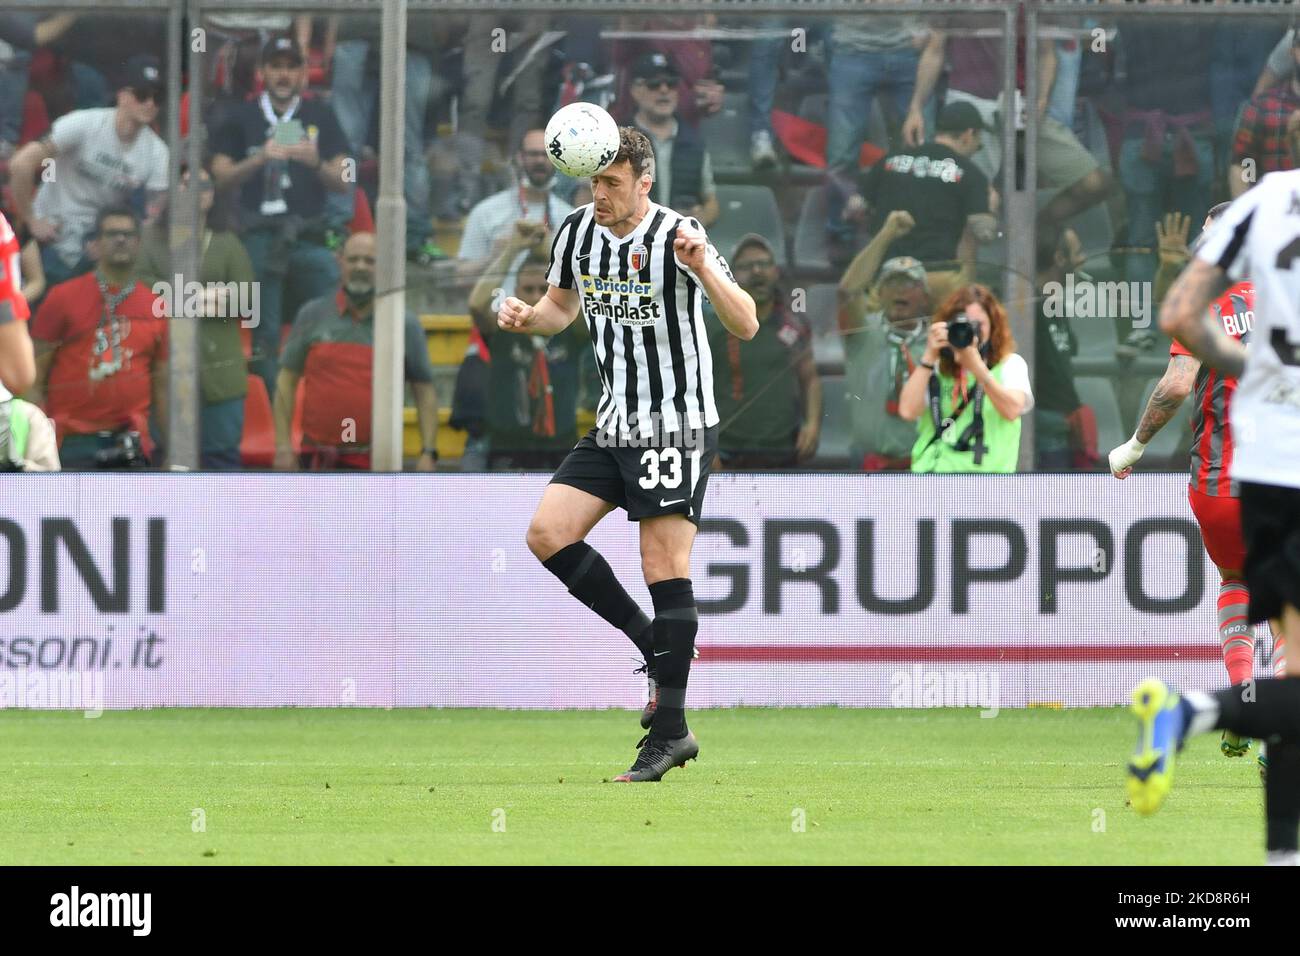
[9,54,169,290]
[628,52,719,228]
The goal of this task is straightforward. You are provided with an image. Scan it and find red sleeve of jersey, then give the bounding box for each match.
[1169,335,1192,358]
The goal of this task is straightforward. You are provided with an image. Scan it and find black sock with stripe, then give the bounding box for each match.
[1266,738,1300,854]
[648,577,697,740]
[542,542,653,658]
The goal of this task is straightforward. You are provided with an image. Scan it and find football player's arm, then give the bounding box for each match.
[499,283,580,336]
[677,228,756,340]
[1158,257,1243,378]
[0,320,36,395]
[1111,353,1199,478]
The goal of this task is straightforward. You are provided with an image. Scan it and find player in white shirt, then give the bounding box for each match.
[497,127,757,782]
[1125,170,1300,864]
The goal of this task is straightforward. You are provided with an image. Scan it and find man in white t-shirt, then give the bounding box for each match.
[9,54,169,286]
[456,128,573,299]
[1125,169,1300,866]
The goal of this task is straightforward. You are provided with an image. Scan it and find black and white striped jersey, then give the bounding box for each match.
[1197,170,1300,490]
[545,201,734,438]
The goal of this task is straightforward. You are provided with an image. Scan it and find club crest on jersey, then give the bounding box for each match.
[629,243,649,272]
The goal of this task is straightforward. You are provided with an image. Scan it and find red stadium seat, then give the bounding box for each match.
[240,374,275,468]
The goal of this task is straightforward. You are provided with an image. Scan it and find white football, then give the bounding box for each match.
[544,103,621,179]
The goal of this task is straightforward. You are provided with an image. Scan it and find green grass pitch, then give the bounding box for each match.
[0,707,1266,865]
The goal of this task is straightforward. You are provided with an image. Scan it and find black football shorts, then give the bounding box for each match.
[1239,481,1300,624]
[550,423,719,525]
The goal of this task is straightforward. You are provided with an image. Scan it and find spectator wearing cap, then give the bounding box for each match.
[838,210,933,471]
[914,21,1110,243]
[628,52,719,227]
[211,34,352,398]
[27,206,170,470]
[273,231,438,472]
[707,234,820,469]
[9,53,169,288]
[846,102,995,274]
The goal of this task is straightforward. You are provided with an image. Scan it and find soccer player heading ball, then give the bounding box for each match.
[497,127,757,782]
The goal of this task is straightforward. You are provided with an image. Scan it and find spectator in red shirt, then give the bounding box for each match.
[28,205,168,469]
[1231,29,1300,199]
[273,231,438,471]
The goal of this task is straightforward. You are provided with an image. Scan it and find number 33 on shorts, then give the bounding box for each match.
[637,447,693,490]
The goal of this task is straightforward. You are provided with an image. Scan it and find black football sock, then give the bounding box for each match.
[1266,738,1300,854]
[1210,678,1300,741]
[647,578,697,740]
[542,542,653,658]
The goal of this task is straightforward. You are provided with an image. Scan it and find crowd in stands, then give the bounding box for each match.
[0,7,1296,473]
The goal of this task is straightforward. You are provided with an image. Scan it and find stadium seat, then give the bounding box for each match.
[803,283,844,369]
[1067,311,1119,363]
[240,374,275,468]
[1138,376,1193,462]
[709,184,787,267]
[792,187,831,272]
[700,92,754,178]
[1073,377,1126,458]
[816,373,851,464]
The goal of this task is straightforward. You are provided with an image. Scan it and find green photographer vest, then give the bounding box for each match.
[911,361,1021,474]
[0,399,31,466]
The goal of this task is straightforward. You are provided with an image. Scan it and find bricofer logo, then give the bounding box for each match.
[580,275,655,297]
[579,274,661,327]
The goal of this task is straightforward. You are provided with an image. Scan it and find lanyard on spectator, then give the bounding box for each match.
[90,272,136,383]
[923,370,977,454]
[259,93,301,216]
[260,92,300,129]
[519,184,552,230]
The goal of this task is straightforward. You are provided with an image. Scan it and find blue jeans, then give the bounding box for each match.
[240,230,339,396]
[331,39,435,250]
[824,44,919,243]
[201,396,245,470]
[1119,134,1214,286]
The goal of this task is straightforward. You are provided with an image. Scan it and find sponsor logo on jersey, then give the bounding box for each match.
[1221,308,1253,338]
[579,272,661,326]
[579,274,655,297]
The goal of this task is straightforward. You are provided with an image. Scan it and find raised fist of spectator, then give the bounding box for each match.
[1155,211,1191,268]
[883,210,916,237]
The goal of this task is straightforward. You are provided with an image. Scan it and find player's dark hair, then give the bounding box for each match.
[612,127,655,181]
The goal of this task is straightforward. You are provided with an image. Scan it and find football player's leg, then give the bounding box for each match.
[527,481,654,660]
[639,514,698,742]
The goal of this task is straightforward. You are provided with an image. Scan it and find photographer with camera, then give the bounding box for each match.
[897,284,1033,473]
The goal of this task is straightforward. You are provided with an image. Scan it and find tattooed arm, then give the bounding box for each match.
[1158,257,1245,378]
[1135,354,1199,444]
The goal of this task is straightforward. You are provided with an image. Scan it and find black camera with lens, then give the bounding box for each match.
[947,311,978,350]
[93,430,147,470]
